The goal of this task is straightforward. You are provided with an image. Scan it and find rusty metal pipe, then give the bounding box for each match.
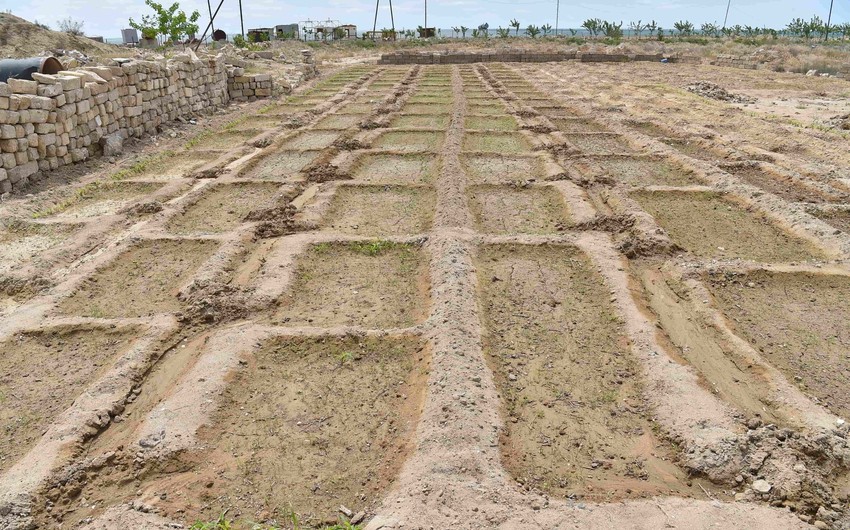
[0,57,63,83]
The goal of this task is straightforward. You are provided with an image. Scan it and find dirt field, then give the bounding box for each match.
[2,53,850,530]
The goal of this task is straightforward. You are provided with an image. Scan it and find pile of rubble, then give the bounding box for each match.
[685,81,756,104]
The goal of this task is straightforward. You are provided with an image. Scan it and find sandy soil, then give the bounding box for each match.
[2,53,850,530]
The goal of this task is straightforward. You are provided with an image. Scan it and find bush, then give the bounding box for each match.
[57,17,84,36]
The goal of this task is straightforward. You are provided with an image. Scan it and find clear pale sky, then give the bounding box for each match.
[2,0,847,39]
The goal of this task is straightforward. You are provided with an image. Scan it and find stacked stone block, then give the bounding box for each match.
[0,52,273,194]
[226,68,273,101]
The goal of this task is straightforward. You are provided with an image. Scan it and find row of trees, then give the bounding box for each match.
[426,16,850,42]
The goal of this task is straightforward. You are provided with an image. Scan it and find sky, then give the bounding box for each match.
[3,0,848,39]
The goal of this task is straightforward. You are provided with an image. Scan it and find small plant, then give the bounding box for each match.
[526,25,540,38]
[496,27,510,38]
[510,18,521,36]
[348,240,397,256]
[57,17,84,36]
[33,20,50,30]
[541,23,552,37]
[451,26,459,38]
[460,26,468,38]
[338,351,355,365]
[190,512,233,530]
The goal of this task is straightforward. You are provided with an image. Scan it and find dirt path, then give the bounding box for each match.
[1,59,849,530]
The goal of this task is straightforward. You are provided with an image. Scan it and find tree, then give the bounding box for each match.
[673,20,694,36]
[646,20,658,36]
[460,25,469,38]
[839,22,850,40]
[581,18,600,37]
[701,22,720,38]
[452,26,459,38]
[57,17,84,36]
[130,0,201,44]
[541,24,553,37]
[497,27,510,38]
[510,18,521,36]
[600,20,623,40]
[629,20,646,39]
[472,29,480,38]
[526,25,541,38]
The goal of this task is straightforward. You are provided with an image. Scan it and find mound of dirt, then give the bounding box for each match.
[685,81,756,104]
[0,14,116,59]
[245,203,300,238]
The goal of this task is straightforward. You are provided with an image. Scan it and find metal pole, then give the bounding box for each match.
[425,0,427,31]
[390,0,395,37]
[825,0,834,41]
[555,0,560,37]
[373,0,380,34]
[207,0,215,37]
[722,0,731,29]
[239,0,244,38]
[194,0,226,51]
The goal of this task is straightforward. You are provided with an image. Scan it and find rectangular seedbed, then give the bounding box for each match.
[630,190,824,262]
[0,222,79,274]
[127,150,226,180]
[407,95,453,105]
[390,114,451,129]
[0,324,141,474]
[313,113,369,130]
[167,182,283,235]
[707,270,850,418]
[461,154,546,184]
[60,335,429,529]
[188,129,261,150]
[466,103,507,116]
[464,116,518,131]
[721,162,846,204]
[468,185,570,234]
[373,131,446,151]
[352,153,439,184]
[337,103,379,114]
[580,155,701,187]
[259,103,314,116]
[462,132,532,154]
[660,137,727,162]
[58,238,219,318]
[322,185,436,236]
[551,118,610,134]
[271,241,430,328]
[564,133,634,155]
[49,181,165,219]
[240,149,322,180]
[279,131,341,150]
[226,116,285,131]
[624,120,671,138]
[401,103,453,115]
[475,243,700,500]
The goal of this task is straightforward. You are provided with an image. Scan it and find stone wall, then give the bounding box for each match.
[227,69,273,101]
[0,51,273,195]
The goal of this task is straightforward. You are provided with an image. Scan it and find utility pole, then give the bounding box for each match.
[722,0,731,29]
[425,0,428,31]
[555,0,560,36]
[825,0,834,41]
[239,0,244,38]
